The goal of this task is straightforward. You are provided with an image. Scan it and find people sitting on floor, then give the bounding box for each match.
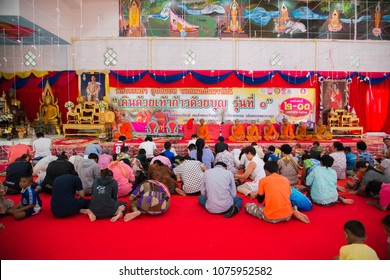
[301,153,321,186]
[365,181,390,211]
[251,142,264,159]
[279,118,295,140]
[123,180,171,222]
[108,156,135,198]
[264,145,279,162]
[351,161,390,196]
[7,175,42,220]
[84,140,103,157]
[40,152,78,194]
[295,121,313,141]
[139,136,158,160]
[161,142,175,169]
[113,136,126,156]
[305,155,354,206]
[263,120,279,141]
[189,138,214,170]
[214,148,237,174]
[344,146,357,177]
[174,156,206,195]
[290,186,312,212]
[312,118,332,140]
[8,143,32,164]
[277,144,300,186]
[215,136,229,155]
[308,141,323,159]
[199,162,242,218]
[197,118,211,141]
[113,116,133,140]
[74,153,101,195]
[228,119,245,141]
[244,161,309,224]
[0,183,15,217]
[246,120,261,142]
[329,141,347,180]
[32,132,52,164]
[3,154,36,195]
[377,149,390,176]
[356,141,375,167]
[335,220,379,260]
[292,143,305,164]
[150,154,171,169]
[147,159,185,196]
[50,174,91,218]
[187,134,198,148]
[98,148,113,170]
[234,146,265,199]
[80,168,127,222]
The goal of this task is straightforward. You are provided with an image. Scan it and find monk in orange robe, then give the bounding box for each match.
[113,115,133,140]
[197,118,211,141]
[263,120,279,141]
[312,119,332,140]
[228,119,245,141]
[279,118,295,140]
[295,121,313,141]
[246,120,261,142]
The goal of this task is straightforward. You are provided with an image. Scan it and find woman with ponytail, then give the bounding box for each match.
[189,138,214,169]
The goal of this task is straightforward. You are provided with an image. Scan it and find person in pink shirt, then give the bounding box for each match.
[366,181,390,211]
[108,159,135,197]
[98,148,113,170]
[8,143,32,163]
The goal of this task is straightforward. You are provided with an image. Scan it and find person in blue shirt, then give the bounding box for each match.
[7,175,42,220]
[344,146,357,177]
[161,142,175,169]
[264,145,279,162]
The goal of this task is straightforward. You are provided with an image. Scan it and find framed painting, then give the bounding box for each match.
[78,71,108,102]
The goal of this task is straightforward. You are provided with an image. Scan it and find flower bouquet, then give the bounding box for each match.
[64,101,75,112]
[98,100,108,112]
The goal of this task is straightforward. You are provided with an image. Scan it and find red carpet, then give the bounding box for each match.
[0,183,388,260]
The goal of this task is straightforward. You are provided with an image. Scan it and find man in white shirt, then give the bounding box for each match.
[139,136,158,159]
[32,132,52,162]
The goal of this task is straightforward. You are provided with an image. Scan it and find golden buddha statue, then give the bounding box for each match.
[35,81,62,134]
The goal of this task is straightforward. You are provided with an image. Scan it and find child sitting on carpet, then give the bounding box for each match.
[7,175,42,220]
[113,136,126,156]
[80,168,127,222]
[335,220,379,260]
[382,215,390,260]
[365,181,390,211]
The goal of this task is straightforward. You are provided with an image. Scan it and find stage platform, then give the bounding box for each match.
[0,134,386,163]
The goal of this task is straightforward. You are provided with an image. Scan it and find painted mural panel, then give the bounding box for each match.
[119,0,390,40]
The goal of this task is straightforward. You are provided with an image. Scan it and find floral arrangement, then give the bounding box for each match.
[64,101,75,109]
[98,100,108,110]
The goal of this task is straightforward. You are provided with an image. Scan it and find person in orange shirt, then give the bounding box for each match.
[8,143,32,163]
[228,119,245,141]
[312,118,332,140]
[295,121,313,141]
[245,161,309,224]
[279,118,295,140]
[196,118,211,141]
[246,120,261,142]
[263,120,279,141]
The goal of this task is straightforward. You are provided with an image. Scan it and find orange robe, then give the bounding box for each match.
[246,125,261,141]
[313,125,332,140]
[113,122,133,140]
[279,124,295,140]
[295,126,312,140]
[228,124,245,141]
[263,125,279,141]
[198,125,211,141]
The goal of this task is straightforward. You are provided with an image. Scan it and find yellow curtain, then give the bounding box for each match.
[0,70,48,79]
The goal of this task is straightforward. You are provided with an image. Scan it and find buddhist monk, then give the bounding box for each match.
[113,114,133,140]
[246,120,261,142]
[263,120,279,141]
[196,118,211,141]
[279,118,295,140]
[312,118,332,140]
[228,119,245,141]
[295,121,313,141]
